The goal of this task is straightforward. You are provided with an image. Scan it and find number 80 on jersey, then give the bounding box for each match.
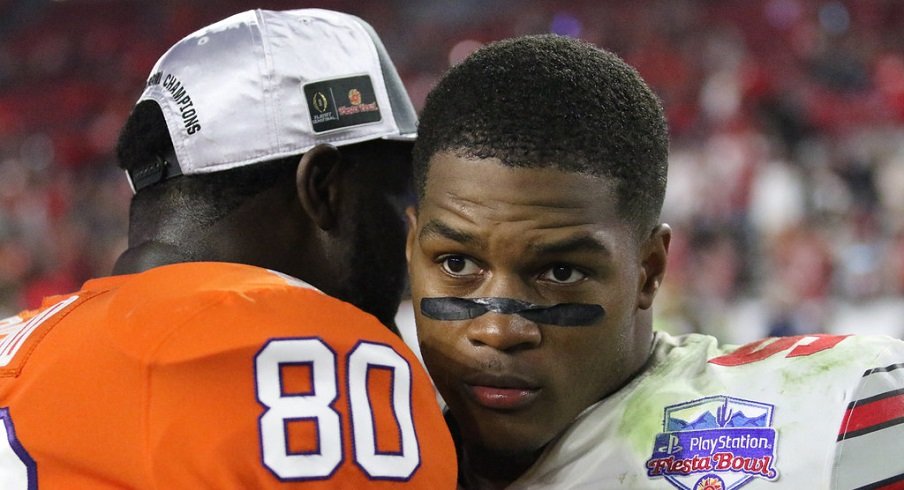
[255,338,421,481]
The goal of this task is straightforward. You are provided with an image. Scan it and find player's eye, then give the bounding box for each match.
[439,255,482,277]
[539,264,586,284]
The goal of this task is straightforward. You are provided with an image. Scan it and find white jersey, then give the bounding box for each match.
[510,332,904,489]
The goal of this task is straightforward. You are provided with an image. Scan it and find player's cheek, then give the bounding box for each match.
[419,322,466,385]
[415,316,447,362]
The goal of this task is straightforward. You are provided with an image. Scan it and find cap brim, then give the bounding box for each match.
[381,132,417,142]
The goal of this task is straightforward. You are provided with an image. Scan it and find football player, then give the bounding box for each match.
[406,34,904,489]
[0,9,456,489]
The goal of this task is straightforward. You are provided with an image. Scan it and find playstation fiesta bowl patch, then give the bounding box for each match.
[645,396,779,490]
[304,74,382,133]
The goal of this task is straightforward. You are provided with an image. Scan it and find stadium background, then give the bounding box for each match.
[0,0,902,343]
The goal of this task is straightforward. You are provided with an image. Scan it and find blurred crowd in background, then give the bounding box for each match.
[0,0,902,342]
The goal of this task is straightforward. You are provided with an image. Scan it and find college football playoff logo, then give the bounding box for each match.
[312,92,329,113]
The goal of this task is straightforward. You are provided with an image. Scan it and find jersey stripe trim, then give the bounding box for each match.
[850,363,904,406]
[853,472,904,490]
[838,385,904,441]
[864,363,904,376]
[845,388,904,410]
[838,386,904,440]
[838,416,904,441]
[834,415,904,489]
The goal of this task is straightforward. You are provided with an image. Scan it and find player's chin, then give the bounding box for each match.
[472,424,554,459]
[454,400,557,457]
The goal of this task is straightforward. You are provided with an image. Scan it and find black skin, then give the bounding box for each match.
[113,143,412,331]
[406,154,670,487]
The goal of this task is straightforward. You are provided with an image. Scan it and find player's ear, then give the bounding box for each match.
[637,223,670,310]
[405,205,418,264]
[296,144,343,230]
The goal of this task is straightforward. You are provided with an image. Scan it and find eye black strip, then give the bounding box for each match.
[420,297,604,326]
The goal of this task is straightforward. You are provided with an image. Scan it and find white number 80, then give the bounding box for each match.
[255,338,420,481]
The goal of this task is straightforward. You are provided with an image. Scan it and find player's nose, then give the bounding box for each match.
[465,311,541,353]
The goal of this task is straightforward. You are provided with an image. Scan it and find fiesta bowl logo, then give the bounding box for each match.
[348,88,362,106]
[645,396,779,490]
[337,87,378,116]
[694,475,725,490]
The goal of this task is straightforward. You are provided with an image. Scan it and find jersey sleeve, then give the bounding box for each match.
[141,285,457,489]
[832,339,904,490]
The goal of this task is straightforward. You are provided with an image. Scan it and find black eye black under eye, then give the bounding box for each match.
[552,265,573,281]
[445,256,467,273]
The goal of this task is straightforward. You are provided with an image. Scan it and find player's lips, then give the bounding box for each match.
[462,373,541,411]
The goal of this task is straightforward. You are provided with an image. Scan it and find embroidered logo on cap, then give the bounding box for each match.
[304,75,381,133]
[348,88,362,105]
[645,396,779,490]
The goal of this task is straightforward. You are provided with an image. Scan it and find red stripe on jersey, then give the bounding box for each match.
[875,480,904,490]
[858,474,904,490]
[839,392,904,438]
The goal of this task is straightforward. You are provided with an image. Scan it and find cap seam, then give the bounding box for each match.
[254,10,282,155]
[345,15,398,135]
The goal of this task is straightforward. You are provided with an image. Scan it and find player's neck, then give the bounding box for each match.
[112,241,197,275]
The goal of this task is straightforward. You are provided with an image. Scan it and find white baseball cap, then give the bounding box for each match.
[127,8,417,192]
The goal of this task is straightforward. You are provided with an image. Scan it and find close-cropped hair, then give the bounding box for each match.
[115,101,300,232]
[413,34,669,234]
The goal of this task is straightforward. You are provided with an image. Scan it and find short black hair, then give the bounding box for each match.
[116,101,298,234]
[413,34,669,234]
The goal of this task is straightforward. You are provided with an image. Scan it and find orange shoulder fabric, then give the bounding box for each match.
[0,263,457,489]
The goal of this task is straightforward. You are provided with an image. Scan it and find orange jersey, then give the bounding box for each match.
[0,262,456,489]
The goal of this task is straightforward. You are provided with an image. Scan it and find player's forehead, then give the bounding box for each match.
[421,151,617,220]
[425,150,610,201]
[416,152,634,254]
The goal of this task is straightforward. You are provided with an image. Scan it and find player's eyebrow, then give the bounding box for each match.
[419,219,483,247]
[529,234,610,256]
